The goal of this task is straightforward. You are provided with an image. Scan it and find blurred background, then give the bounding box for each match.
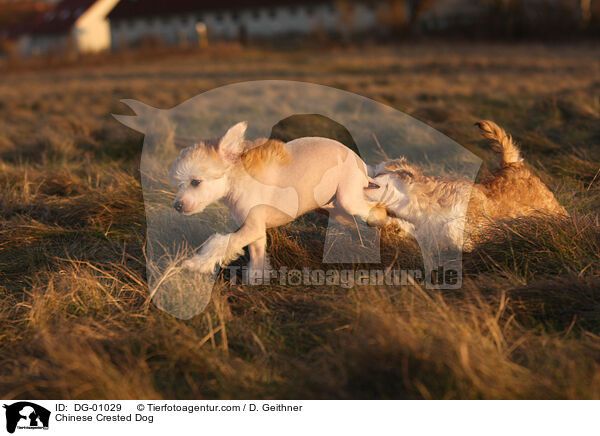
[0,0,599,62]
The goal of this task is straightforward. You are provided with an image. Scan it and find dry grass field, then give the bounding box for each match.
[1,42,599,399]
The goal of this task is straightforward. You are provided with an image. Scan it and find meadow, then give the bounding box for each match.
[0,42,599,399]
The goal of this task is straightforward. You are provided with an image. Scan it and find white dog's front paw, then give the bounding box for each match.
[183,233,245,274]
[183,255,218,274]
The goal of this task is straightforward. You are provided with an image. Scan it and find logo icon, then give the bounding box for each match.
[113,81,481,319]
[3,402,50,434]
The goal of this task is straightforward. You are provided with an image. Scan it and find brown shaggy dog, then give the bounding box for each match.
[365,120,568,252]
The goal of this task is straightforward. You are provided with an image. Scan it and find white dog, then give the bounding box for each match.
[169,121,396,275]
[365,120,567,253]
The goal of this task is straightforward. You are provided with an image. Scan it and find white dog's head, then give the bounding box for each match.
[169,122,247,215]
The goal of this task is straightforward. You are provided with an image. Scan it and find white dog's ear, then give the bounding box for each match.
[219,121,247,163]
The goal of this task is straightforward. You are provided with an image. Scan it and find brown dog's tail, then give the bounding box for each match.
[475,120,522,167]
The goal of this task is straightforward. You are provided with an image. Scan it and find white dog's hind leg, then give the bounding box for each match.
[248,235,271,277]
[184,233,245,274]
[334,160,387,226]
[248,235,267,270]
[335,184,374,222]
[248,235,273,282]
[326,204,357,227]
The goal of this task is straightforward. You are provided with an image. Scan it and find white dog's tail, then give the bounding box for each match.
[475,120,522,167]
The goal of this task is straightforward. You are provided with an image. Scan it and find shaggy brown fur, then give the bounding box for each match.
[471,120,568,226]
[475,120,521,166]
[372,120,568,250]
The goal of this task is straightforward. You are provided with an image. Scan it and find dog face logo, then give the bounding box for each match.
[3,402,50,434]
[113,80,482,318]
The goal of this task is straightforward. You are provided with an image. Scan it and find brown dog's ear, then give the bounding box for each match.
[395,170,415,180]
[383,158,410,172]
[218,121,247,163]
[382,158,420,180]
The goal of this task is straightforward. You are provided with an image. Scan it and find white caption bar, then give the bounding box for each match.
[0,400,597,436]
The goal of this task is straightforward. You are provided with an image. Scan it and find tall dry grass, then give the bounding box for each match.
[0,43,599,398]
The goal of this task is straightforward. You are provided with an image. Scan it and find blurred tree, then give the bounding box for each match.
[336,0,356,39]
[0,1,51,31]
[379,0,407,34]
[580,0,592,26]
[592,0,600,26]
[406,0,437,29]
[378,0,437,35]
[486,0,525,38]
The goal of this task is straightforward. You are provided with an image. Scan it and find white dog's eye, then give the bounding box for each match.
[190,179,201,187]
